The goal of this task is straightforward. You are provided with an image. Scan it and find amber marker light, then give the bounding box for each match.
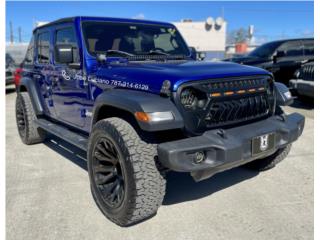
[224,91,234,96]
[237,90,246,94]
[135,112,150,122]
[135,112,174,123]
[211,92,222,97]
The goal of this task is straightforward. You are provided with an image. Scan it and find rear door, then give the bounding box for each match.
[51,24,87,128]
[34,29,57,118]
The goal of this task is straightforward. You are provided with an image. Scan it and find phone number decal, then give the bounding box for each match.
[89,77,149,91]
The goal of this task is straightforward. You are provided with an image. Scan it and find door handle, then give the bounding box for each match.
[52,76,59,82]
[34,74,41,79]
[51,76,60,87]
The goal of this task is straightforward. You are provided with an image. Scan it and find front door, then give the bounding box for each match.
[51,24,87,128]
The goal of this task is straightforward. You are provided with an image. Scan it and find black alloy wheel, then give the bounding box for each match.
[91,137,125,209]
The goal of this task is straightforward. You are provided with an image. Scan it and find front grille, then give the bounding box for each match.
[176,76,274,134]
[299,63,314,81]
[205,93,270,127]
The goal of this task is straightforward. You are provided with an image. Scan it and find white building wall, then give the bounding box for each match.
[173,20,227,52]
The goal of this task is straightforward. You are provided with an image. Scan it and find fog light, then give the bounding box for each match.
[194,151,205,163]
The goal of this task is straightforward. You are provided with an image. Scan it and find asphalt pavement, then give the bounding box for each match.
[6,86,314,240]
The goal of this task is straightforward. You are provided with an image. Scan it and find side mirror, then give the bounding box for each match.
[197,52,206,61]
[273,50,285,63]
[96,53,107,63]
[55,44,73,64]
[189,47,197,60]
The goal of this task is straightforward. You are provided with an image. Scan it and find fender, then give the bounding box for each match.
[92,89,184,131]
[18,77,44,116]
[274,82,294,106]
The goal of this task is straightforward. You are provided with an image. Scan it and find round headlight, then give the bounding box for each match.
[180,88,197,109]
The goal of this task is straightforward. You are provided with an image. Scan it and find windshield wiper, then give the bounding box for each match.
[148,50,169,56]
[106,50,134,57]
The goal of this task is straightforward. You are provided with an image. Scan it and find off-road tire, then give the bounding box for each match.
[15,92,46,144]
[244,144,292,171]
[87,118,166,227]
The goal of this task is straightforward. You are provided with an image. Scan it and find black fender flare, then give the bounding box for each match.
[92,89,184,131]
[18,77,44,116]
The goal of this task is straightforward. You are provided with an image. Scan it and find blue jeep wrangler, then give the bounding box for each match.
[16,16,305,226]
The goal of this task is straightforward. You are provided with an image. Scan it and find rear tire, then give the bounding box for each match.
[244,144,292,171]
[15,92,46,144]
[87,118,166,226]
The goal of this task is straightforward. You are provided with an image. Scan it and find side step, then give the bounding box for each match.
[34,119,88,151]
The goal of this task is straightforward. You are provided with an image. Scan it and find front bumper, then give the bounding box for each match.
[289,79,314,98]
[157,113,305,181]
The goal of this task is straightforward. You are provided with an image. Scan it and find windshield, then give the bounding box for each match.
[248,41,282,58]
[82,21,190,59]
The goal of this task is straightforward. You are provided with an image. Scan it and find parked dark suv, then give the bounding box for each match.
[224,38,314,85]
[16,17,304,226]
[289,61,314,98]
[6,53,15,85]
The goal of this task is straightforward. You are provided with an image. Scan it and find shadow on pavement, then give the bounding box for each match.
[163,168,258,205]
[43,134,259,205]
[290,98,314,110]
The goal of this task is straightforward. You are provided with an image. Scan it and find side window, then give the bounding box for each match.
[303,40,314,56]
[55,27,79,63]
[25,36,35,64]
[37,32,50,64]
[277,41,303,57]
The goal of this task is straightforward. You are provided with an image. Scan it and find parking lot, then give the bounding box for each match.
[6,86,313,240]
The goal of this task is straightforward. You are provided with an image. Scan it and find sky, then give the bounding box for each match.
[6,1,314,44]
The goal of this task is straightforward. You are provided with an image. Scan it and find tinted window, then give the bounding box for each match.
[248,41,282,58]
[82,21,190,57]
[37,32,50,64]
[25,36,35,64]
[277,41,303,57]
[303,40,313,56]
[55,27,79,63]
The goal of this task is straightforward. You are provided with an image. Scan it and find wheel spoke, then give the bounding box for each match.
[110,183,120,202]
[102,140,118,158]
[96,172,115,185]
[94,164,114,173]
[94,150,118,165]
[103,180,118,195]
[95,145,118,165]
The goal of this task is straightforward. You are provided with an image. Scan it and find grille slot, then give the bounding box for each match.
[205,94,270,127]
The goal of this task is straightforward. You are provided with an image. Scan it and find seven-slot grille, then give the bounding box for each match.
[205,93,270,127]
[178,76,273,130]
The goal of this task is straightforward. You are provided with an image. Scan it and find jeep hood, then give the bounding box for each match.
[94,60,272,94]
